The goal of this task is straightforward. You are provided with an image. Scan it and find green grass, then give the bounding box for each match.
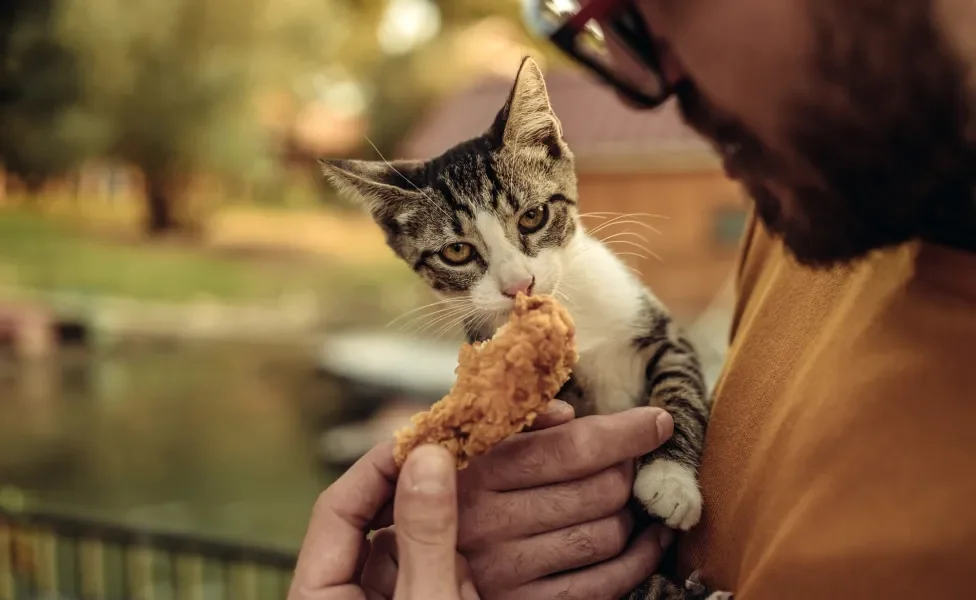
[0,209,415,306]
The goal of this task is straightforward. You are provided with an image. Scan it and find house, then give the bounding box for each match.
[398,66,749,321]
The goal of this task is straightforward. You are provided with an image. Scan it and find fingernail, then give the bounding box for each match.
[659,528,674,549]
[406,444,453,495]
[655,410,674,440]
[545,399,573,415]
[460,580,480,600]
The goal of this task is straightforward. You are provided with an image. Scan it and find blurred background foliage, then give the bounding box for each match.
[0,0,740,592]
[0,0,563,234]
[0,0,583,566]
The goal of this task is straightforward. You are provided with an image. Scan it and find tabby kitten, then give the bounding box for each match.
[321,57,721,600]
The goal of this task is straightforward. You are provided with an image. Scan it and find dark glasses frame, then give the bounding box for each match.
[526,0,672,109]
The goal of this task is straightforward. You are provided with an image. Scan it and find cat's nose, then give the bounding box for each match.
[502,276,535,298]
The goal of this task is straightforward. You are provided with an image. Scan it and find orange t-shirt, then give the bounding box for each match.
[675,210,976,598]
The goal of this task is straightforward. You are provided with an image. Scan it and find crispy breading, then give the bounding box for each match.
[392,293,578,469]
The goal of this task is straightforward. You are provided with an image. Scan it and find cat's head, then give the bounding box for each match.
[321,56,579,324]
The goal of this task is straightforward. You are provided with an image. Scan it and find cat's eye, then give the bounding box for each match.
[518,205,549,234]
[439,242,476,265]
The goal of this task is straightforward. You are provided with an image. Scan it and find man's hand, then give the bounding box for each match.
[288,441,477,599]
[364,401,677,600]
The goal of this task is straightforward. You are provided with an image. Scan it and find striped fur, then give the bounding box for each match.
[629,570,734,600]
[321,56,719,600]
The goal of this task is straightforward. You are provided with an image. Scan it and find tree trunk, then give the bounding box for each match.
[145,175,175,236]
[143,170,207,239]
[23,173,45,200]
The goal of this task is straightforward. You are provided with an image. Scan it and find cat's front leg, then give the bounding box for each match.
[633,456,703,531]
[632,329,710,531]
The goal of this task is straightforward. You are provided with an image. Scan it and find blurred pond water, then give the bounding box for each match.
[0,340,345,552]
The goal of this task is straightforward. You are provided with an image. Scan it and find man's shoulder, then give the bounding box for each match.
[847,241,976,382]
[682,238,976,597]
[789,241,976,416]
[730,243,976,599]
[685,237,976,598]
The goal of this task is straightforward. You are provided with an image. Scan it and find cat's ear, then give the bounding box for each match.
[319,158,426,218]
[489,56,566,157]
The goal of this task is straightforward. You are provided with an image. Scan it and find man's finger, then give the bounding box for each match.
[361,528,398,598]
[289,441,398,596]
[458,461,634,548]
[508,525,671,600]
[524,399,575,431]
[467,510,635,591]
[456,554,480,600]
[393,444,461,599]
[368,500,394,532]
[364,527,479,600]
[474,406,673,491]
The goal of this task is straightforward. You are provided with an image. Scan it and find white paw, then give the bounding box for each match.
[633,459,703,531]
[705,593,735,600]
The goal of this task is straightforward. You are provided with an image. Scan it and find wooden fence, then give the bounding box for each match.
[0,507,296,600]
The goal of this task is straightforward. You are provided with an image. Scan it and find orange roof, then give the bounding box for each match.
[398,66,717,169]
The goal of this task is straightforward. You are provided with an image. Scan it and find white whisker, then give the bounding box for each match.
[557,279,583,292]
[365,136,454,222]
[602,239,654,256]
[587,216,662,237]
[612,251,651,261]
[592,218,663,236]
[397,303,473,332]
[580,211,670,219]
[598,230,650,246]
[471,312,497,339]
[624,242,662,262]
[553,289,578,308]
[415,306,479,335]
[433,309,486,340]
[386,296,470,327]
[409,302,474,331]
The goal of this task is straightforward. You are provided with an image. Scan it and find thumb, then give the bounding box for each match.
[392,444,463,599]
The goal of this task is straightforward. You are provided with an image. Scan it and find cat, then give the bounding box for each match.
[320,56,727,600]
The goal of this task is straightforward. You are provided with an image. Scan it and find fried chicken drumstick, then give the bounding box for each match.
[392,293,578,469]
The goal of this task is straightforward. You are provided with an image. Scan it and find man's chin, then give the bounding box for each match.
[746,180,909,270]
[758,209,913,270]
[775,230,880,269]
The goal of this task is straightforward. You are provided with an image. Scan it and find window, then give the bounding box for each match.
[712,206,748,247]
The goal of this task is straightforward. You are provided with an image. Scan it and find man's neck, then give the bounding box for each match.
[931,0,976,255]
[919,184,976,254]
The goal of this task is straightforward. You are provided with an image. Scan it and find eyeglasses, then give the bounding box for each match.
[521,0,672,109]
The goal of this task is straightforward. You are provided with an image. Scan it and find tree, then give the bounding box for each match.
[52,0,336,235]
[1,0,564,230]
[0,0,90,193]
[331,0,568,159]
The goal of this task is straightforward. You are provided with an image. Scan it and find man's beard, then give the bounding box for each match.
[674,1,974,268]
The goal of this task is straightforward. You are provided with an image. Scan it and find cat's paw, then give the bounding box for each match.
[685,570,733,600]
[633,459,703,531]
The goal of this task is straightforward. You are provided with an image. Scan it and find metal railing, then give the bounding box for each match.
[0,507,297,600]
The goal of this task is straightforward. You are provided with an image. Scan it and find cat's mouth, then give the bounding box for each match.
[496,287,554,313]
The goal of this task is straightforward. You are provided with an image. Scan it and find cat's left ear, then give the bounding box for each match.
[489,56,568,158]
[319,158,426,219]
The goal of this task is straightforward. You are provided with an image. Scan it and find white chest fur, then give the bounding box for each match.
[574,342,648,414]
[560,233,657,415]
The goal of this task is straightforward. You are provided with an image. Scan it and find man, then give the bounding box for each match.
[292,0,976,597]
